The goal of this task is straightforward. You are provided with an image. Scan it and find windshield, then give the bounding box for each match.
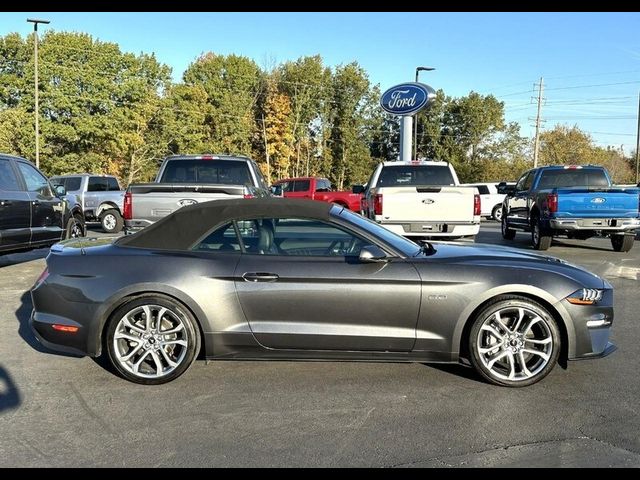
[334,207,421,257]
[377,165,455,187]
[537,168,610,189]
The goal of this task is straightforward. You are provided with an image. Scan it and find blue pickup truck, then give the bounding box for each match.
[501,165,640,252]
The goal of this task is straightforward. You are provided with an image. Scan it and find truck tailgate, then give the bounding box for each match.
[130,183,245,220]
[378,186,476,222]
[556,187,640,218]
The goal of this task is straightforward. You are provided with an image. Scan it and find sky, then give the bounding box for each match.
[1,12,639,153]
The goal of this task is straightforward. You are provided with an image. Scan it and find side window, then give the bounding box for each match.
[65,177,82,192]
[107,177,121,191]
[523,172,534,191]
[293,180,310,192]
[316,179,332,192]
[477,185,490,195]
[88,177,107,192]
[16,162,52,196]
[192,222,241,252]
[280,182,293,193]
[237,217,367,257]
[515,172,531,192]
[0,159,21,191]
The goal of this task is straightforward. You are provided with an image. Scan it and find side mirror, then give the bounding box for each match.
[54,185,66,196]
[358,245,388,263]
[270,185,283,197]
[352,185,365,194]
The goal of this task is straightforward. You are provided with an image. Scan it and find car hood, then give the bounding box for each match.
[415,241,605,288]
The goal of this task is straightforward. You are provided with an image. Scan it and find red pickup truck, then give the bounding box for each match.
[273,177,362,212]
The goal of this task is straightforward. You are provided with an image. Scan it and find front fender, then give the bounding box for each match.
[450,283,576,359]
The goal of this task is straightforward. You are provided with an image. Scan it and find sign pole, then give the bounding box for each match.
[399,115,413,162]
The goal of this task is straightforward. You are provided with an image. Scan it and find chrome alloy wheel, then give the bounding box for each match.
[112,304,188,379]
[477,306,554,382]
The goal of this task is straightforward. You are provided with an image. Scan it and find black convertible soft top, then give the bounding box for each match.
[116,198,333,250]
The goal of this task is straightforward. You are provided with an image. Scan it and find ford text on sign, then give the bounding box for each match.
[380,82,436,116]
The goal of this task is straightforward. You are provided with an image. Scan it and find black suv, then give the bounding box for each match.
[0,154,85,256]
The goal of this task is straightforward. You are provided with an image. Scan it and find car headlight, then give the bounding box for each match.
[566,288,604,305]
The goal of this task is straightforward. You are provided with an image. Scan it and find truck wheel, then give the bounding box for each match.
[531,217,552,250]
[100,209,124,234]
[611,234,634,252]
[66,214,85,239]
[492,205,503,222]
[501,214,516,240]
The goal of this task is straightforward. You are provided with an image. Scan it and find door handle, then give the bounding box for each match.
[0,200,12,207]
[242,272,280,282]
[32,200,41,206]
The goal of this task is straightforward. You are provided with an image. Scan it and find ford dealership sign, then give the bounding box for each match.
[380,82,436,116]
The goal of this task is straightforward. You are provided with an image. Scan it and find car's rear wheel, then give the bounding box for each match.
[501,214,516,240]
[468,296,560,387]
[611,234,634,252]
[105,295,200,385]
[100,209,123,234]
[531,217,552,250]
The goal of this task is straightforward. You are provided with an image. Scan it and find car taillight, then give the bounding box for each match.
[244,194,255,199]
[547,193,558,213]
[374,194,383,216]
[474,194,481,216]
[123,191,132,220]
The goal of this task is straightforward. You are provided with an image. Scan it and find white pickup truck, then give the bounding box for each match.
[360,161,481,239]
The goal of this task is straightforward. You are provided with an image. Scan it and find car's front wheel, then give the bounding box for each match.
[501,214,516,240]
[468,296,560,387]
[105,295,201,385]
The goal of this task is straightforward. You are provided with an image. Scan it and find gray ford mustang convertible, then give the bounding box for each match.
[30,198,615,386]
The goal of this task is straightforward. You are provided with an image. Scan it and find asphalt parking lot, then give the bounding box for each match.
[1,223,639,467]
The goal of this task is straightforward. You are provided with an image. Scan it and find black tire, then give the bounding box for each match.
[105,295,201,385]
[100,209,124,234]
[65,214,85,239]
[468,295,561,387]
[611,234,634,253]
[501,213,516,240]
[491,204,503,222]
[531,217,552,250]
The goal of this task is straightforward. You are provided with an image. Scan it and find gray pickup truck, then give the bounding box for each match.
[50,174,125,233]
[124,155,270,233]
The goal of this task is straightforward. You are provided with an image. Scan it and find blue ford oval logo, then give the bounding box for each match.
[591,197,606,204]
[380,82,436,115]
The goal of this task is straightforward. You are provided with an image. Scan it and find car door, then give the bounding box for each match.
[476,185,492,216]
[0,158,31,251]
[508,171,534,227]
[233,217,421,352]
[15,161,65,244]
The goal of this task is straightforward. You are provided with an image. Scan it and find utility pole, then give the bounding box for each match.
[636,91,639,184]
[532,77,544,168]
[414,66,435,160]
[27,18,50,169]
[261,114,270,182]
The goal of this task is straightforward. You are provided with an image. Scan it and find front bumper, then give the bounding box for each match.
[549,217,640,231]
[563,289,616,360]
